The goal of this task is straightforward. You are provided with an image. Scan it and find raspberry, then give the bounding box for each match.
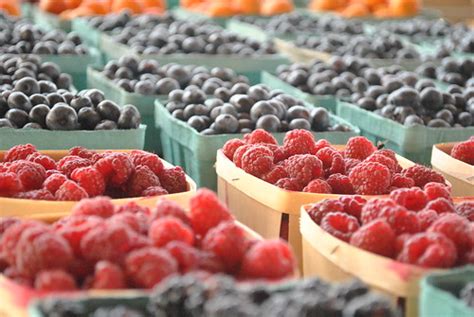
[196,250,225,273]
[233,144,254,168]
[339,196,366,220]
[130,150,164,176]
[303,179,332,193]
[243,129,277,145]
[456,201,474,221]
[4,144,37,162]
[424,182,451,201]
[321,212,360,242]
[159,167,188,194]
[16,231,74,277]
[395,233,412,256]
[364,153,397,173]
[55,180,88,201]
[402,165,446,188]
[327,173,354,194]
[316,147,345,176]
[94,153,134,187]
[390,188,427,211]
[381,205,420,235]
[350,220,396,258]
[0,217,20,237]
[314,139,332,154]
[428,213,472,254]
[222,139,246,160]
[92,261,126,289]
[26,152,56,170]
[397,232,457,268]
[284,154,323,185]
[261,165,288,184]
[149,217,194,248]
[110,212,149,234]
[57,155,91,178]
[275,178,303,191]
[71,166,106,197]
[125,247,178,288]
[0,172,23,197]
[71,196,115,218]
[8,160,46,190]
[417,209,439,231]
[0,220,43,265]
[308,199,345,225]
[189,189,233,236]
[344,137,376,161]
[376,149,398,161]
[69,146,96,159]
[240,145,274,177]
[283,129,316,156]
[54,214,104,256]
[127,165,161,197]
[344,158,361,175]
[142,186,168,197]
[45,169,60,177]
[390,173,415,189]
[165,241,199,273]
[425,198,455,214]
[34,270,77,291]
[14,189,54,200]
[42,173,68,195]
[266,144,287,163]
[451,140,474,165]
[349,162,391,195]
[240,240,295,279]
[360,198,397,224]
[153,199,191,225]
[116,201,150,215]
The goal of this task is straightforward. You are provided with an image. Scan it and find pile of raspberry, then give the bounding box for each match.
[451,136,474,165]
[0,144,188,200]
[0,189,296,291]
[307,184,474,268]
[222,129,447,195]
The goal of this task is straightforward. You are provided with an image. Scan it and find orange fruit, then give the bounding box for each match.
[373,4,393,17]
[64,0,82,10]
[39,0,68,14]
[360,0,386,10]
[234,0,260,15]
[340,2,370,17]
[207,1,236,17]
[140,0,165,9]
[389,0,419,16]
[0,1,21,16]
[111,0,144,13]
[309,0,347,11]
[261,0,294,16]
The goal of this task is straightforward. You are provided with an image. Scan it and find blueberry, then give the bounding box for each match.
[96,100,121,122]
[14,77,40,96]
[95,120,118,130]
[8,91,32,112]
[46,104,78,130]
[70,96,92,112]
[256,114,280,132]
[5,108,29,128]
[118,105,141,129]
[29,104,49,127]
[0,118,14,128]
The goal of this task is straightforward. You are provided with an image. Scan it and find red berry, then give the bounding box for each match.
[240,240,295,279]
[94,153,134,187]
[125,247,178,288]
[402,165,446,188]
[344,158,361,175]
[142,186,168,197]
[395,233,412,256]
[455,201,474,221]
[424,182,451,201]
[14,189,54,200]
[69,147,96,159]
[8,160,46,190]
[417,209,439,231]
[339,196,366,220]
[0,172,23,197]
[308,199,345,225]
[327,173,354,194]
[116,201,150,215]
[0,220,43,265]
[390,173,415,189]
[284,154,323,185]
[159,167,188,194]
[110,212,149,234]
[71,196,115,218]
[222,139,246,160]
[92,261,126,289]
[130,150,164,176]
[261,165,288,184]
[266,144,287,163]
[425,198,455,214]
[244,129,277,145]
[189,189,233,236]
[350,220,396,258]
[316,147,345,177]
[0,217,20,237]
[240,145,274,177]
[303,179,332,193]
[233,144,254,168]
[54,214,103,256]
[55,180,89,201]
[382,205,420,235]
[365,153,397,173]
[275,178,303,191]
[360,198,397,224]
[428,213,472,254]
[390,188,427,211]
[282,129,316,156]
[397,232,457,268]
[127,165,161,197]
[34,270,76,291]
[57,155,91,178]
[344,137,376,160]
[165,241,199,272]
[451,140,474,165]
[149,217,194,248]
[26,152,56,170]
[4,144,37,162]
[71,166,106,197]
[196,250,225,273]
[376,149,398,161]
[314,139,332,154]
[202,221,249,273]
[42,173,67,195]
[152,199,190,225]
[321,212,360,242]
[349,162,391,195]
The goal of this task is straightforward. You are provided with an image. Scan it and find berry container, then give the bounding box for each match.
[0,124,146,151]
[299,205,445,317]
[155,100,359,190]
[31,5,72,32]
[71,18,103,48]
[420,267,474,317]
[431,143,474,197]
[0,150,197,220]
[337,101,474,165]
[172,7,247,27]
[215,147,416,270]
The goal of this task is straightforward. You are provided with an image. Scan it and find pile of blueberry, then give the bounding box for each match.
[417,57,474,87]
[101,55,250,96]
[164,83,351,134]
[378,18,470,40]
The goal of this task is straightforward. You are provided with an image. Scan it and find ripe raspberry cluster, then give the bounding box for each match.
[0,189,295,291]
[222,129,447,195]
[451,136,474,165]
[0,144,188,200]
[307,185,474,268]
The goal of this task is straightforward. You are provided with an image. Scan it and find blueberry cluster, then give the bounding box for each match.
[417,57,474,87]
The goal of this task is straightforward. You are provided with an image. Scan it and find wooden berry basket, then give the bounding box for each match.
[0,150,197,221]
[431,143,474,197]
[215,148,415,270]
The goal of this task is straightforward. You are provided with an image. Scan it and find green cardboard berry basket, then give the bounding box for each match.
[155,99,360,189]
[0,124,146,150]
[336,101,474,165]
[172,7,232,27]
[31,5,72,32]
[167,0,180,9]
[21,2,34,20]
[420,267,474,317]
[71,18,103,48]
